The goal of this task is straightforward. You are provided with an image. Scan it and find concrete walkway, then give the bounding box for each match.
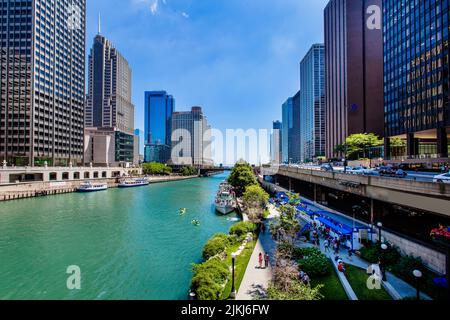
[236,206,279,300]
[305,230,432,300]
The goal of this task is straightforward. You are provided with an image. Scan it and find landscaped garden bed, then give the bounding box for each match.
[345,265,392,300]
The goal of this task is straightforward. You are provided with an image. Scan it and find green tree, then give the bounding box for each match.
[228,162,258,196]
[344,133,383,160]
[142,162,172,175]
[270,205,300,246]
[390,137,407,147]
[180,166,198,176]
[242,185,269,224]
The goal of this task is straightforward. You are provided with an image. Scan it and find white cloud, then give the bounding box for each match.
[181,12,189,19]
[150,0,158,15]
[132,0,164,15]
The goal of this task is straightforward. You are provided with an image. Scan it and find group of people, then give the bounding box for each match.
[258,252,270,269]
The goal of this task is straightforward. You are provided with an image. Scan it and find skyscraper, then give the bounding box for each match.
[171,106,213,167]
[282,98,293,164]
[84,29,135,166]
[86,33,135,135]
[0,0,86,166]
[281,93,301,164]
[383,0,449,160]
[300,44,326,162]
[271,121,283,165]
[324,0,384,159]
[144,91,175,163]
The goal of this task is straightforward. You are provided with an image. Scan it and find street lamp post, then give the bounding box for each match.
[413,270,423,300]
[377,222,383,247]
[380,244,388,282]
[230,253,238,299]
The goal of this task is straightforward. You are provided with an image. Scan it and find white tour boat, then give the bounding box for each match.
[118,178,150,188]
[77,181,108,192]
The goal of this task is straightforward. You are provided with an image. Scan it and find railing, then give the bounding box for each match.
[273,166,450,197]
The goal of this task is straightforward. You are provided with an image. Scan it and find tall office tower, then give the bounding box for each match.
[291,91,302,163]
[282,98,293,164]
[171,106,213,167]
[144,91,175,163]
[86,33,135,135]
[384,0,450,160]
[271,121,283,165]
[0,0,86,166]
[300,44,326,163]
[281,92,301,164]
[324,0,384,159]
[84,30,135,166]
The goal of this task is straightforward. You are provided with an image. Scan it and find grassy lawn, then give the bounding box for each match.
[311,261,348,300]
[345,265,392,300]
[220,235,257,300]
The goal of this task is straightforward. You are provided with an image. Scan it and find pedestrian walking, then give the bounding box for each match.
[348,248,353,261]
[258,253,263,269]
[264,253,270,269]
[324,239,330,254]
[261,223,266,234]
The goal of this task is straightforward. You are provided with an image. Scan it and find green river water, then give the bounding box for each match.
[0,172,239,300]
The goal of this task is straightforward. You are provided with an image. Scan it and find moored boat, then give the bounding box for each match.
[118,178,150,188]
[77,181,108,192]
[214,182,237,215]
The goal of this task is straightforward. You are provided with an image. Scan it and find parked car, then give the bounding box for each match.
[433,173,450,184]
[348,166,368,175]
[320,164,334,172]
[375,165,408,178]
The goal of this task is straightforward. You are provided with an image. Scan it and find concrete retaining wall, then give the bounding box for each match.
[379,231,446,275]
[0,175,198,203]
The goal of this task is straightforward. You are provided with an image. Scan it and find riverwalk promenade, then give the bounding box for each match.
[237,204,431,300]
[236,205,278,300]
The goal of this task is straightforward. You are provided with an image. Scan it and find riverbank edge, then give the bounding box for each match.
[0,175,199,202]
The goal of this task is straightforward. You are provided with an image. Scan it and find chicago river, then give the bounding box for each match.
[0,173,238,300]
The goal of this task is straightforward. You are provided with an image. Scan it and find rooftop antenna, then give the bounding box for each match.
[98,12,101,35]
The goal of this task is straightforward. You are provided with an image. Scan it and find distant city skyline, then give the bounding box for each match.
[86,1,329,150]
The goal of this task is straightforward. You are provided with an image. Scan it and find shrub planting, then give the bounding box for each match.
[202,233,231,260]
[191,258,230,300]
[296,248,330,278]
[229,221,257,237]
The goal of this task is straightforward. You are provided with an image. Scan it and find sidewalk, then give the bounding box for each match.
[236,206,279,300]
[306,234,432,300]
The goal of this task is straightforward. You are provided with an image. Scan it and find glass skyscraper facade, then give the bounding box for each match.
[144,91,175,163]
[282,98,293,164]
[281,92,301,164]
[0,0,86,166]
[384,0,450,159]
[300,44,326,162]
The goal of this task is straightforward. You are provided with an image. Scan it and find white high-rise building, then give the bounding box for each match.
[171,107,213,167]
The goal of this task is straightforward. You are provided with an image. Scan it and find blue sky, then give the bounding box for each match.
[86,0,328,137]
